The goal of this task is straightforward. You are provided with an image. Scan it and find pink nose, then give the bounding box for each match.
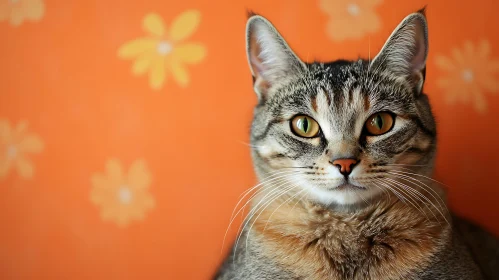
[331,158,358,175]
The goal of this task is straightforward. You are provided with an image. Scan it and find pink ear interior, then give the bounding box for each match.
[410,18,428,73]
[248,28,271,94]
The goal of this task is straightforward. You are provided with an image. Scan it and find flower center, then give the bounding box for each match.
[118,186,133,204]
[347,3,361,16]
[6,145,17,159]
[157,41,173,56]
[461,69,474,83]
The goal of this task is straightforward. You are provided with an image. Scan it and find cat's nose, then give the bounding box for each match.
[331,158,358,176]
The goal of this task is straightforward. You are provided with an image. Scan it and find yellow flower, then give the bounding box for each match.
[117,11,206,90]
[90,159,155,227]
[319,0,382,41]
[0,119,44,179]
[435,40,499,113]
[0,0,44,26]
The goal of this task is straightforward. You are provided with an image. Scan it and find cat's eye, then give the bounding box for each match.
[291,115,320,138]
[365,112,394,136]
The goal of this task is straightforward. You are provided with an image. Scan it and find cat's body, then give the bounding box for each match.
[217,197,497,279]
[216,10,499,280]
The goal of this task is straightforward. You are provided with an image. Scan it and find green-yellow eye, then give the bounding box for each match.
[291,115,320,138]
[365,112,394,135]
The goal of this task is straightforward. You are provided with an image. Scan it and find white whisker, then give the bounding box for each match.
[222,171,301,254]
[232,174,301,261]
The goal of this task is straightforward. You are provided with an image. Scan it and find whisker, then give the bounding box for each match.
[385,163,429,167]
[289,189,308,215]
[241,182,300,258]
[384,177,449,225]
[387,171,448,213]
[383,178,435,222]
[222,171,301,254]
[263,188,307,231]
[232,174,301,261]
[373,180,407,205]
[370,182,391,203]
[353,188,369,205]
[389,169,448,187]
[238,140,264,149]
[377,179,425,217]
[230,170,301,220]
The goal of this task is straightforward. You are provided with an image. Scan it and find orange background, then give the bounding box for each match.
[1,0,499,279]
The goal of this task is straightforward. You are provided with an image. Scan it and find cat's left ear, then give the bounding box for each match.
[370,10,428,93]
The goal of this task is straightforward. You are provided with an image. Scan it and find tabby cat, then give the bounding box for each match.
[215,9,499,280]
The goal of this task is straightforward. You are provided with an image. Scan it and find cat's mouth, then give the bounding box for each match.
[327,182,366,191]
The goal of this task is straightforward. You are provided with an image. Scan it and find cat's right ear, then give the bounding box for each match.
[246,15,306,101]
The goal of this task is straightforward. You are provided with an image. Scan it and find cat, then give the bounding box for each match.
[215,9,499,280]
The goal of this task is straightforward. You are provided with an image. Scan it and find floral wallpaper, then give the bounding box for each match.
[1,0,498,279]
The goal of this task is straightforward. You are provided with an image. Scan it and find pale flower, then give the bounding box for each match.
[117,11,206,90]
[319,0,383,41]
[90,159,155,227]
[0,119,44,179]
[0,0,44,26]
[435,40,499,113]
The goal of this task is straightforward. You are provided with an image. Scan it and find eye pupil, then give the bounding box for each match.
[375,115,383,129]
[302,118,309,132]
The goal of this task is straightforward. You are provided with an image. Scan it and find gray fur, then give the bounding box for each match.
[215,11,498,280]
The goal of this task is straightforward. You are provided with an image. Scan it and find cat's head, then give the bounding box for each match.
[246,10,437,206]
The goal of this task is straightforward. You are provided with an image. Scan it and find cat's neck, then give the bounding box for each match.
[249,190,451,279]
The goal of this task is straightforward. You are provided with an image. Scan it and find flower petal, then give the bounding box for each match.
[169,10,201,42]
[0,3,11,21]
[477,40,490,59]
[436,78,452,89]
[149,59,166,90]
[173,43,206,64]
[16,157,34,178]
[471,86,487,113]
[10,7,24,26]
[118,38,157,59]
[445,89,458,104]
[106,159,123,185]
[0,159,12,179]
[21,0,44,21]
[143,13,165,37]
[478,75,499,93]
[463,40,474,57]
[15,120,28,134]
[18,134,44,153]
[100,206,119,222]
[487,60,499,72]
[171,62,189,87]
[358,0,383,7]
[325,18,366,41]
[128,159,151,190]
[361,12,381,33]
[90,174,109,204]
[132,51,154,76]
[91,173,107,190]
[451,48,465,66]
[115,213,131,227]
[0,119,11,142]
[435,55,455,72]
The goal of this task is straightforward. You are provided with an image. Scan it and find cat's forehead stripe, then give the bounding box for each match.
[311,95,318,112]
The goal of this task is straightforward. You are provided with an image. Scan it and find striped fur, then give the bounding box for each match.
[216,10,497,280]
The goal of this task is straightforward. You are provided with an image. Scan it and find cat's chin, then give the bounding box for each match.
[306,183,383,206]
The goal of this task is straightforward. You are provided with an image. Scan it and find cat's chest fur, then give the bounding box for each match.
[251,197,450,280]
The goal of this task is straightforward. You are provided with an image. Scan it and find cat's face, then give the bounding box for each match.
[246,11,436,206]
